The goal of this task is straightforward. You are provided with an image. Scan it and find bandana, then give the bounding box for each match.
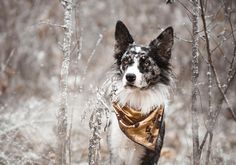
[112,102,164,151]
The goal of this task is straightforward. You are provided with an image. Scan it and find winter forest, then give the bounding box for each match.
[0,0,236,165]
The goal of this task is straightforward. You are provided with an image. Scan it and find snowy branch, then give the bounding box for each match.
[57,0,73,164]
[191,0,201,164]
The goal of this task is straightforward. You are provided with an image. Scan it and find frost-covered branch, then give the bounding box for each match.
[57,0,73,164]
[89,106,102,165]
[88,81,111,165]
[83,34,103,77]
[0,49,15,75]
[205,132,213,165]
[176,0,193,15]
[88,89,107,165]
[191,0,201,164]
[38,20,66,29]
[226,0,236,83]
[174,34,192,43]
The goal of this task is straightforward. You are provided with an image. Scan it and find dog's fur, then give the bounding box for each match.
[107,21,174,165]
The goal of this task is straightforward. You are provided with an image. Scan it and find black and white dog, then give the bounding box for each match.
[108,21,174,165]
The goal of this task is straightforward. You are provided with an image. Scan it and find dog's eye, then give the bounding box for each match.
[122,57,131,65]
[143,61,150,67]
[123,59,129,65]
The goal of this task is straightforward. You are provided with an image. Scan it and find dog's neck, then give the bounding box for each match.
[114,84,170,114]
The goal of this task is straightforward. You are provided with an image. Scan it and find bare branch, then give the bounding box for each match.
[205,4,225,30]
[57,0,73,164]
[199,131,209,151]
[211,35,231,64]
[0,49,15,75]
[205,132,213,165]
[204,68,236,134]
[199,0,236,121]
[176,0,193,15]
[226,0,236,81]
[83,33,103,77]
[68,110,73,165]
[191,0,201,164]
[174,34,192,43]
[207,63,213,118]
[38,20,66,29]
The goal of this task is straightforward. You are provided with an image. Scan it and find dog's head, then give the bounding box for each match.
[114,20,174,89]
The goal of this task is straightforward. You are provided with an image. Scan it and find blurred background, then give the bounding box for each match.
[0,0,235,164]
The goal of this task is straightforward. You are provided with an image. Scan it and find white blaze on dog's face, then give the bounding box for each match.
[121,47,148,88]
[114,21,174,90]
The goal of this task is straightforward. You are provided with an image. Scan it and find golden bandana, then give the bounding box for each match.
[112,102,164,151]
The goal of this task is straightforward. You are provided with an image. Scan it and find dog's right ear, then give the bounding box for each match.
[114,21,134,61]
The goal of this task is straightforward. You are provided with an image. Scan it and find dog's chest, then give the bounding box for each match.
[109,84,169,164]
[110,114,145,165]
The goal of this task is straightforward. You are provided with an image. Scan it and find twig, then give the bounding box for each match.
[174,34,192,43]
[176,0,193,15]
[225,0,236,82]
[83,34,103,77]
[205,132,213,165]
[207,63,213,117]
[38,20,66,29]
[210,35,231,64]
[204,0,208,12]
[96,89,110,131]
[205,4,225,30]
[68,109,73,165]
[78,28,83,60]
[0,49,15,75]
[199,131,209,151]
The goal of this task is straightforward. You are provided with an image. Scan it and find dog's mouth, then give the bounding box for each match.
[124,82,137,89]
[124,82,149,90]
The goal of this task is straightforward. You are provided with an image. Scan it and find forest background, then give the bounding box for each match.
[0,0,236,165]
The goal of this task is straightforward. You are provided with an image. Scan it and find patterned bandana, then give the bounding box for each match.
[112,102,164,151]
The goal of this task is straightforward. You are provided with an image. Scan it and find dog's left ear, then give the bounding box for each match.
[149,27,174,61]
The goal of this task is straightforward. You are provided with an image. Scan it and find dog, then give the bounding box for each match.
[107,20,174,165]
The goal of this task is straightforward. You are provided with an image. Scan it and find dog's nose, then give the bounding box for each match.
[126,73,136,83]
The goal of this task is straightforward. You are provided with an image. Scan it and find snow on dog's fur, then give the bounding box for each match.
[107,20,174,165]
